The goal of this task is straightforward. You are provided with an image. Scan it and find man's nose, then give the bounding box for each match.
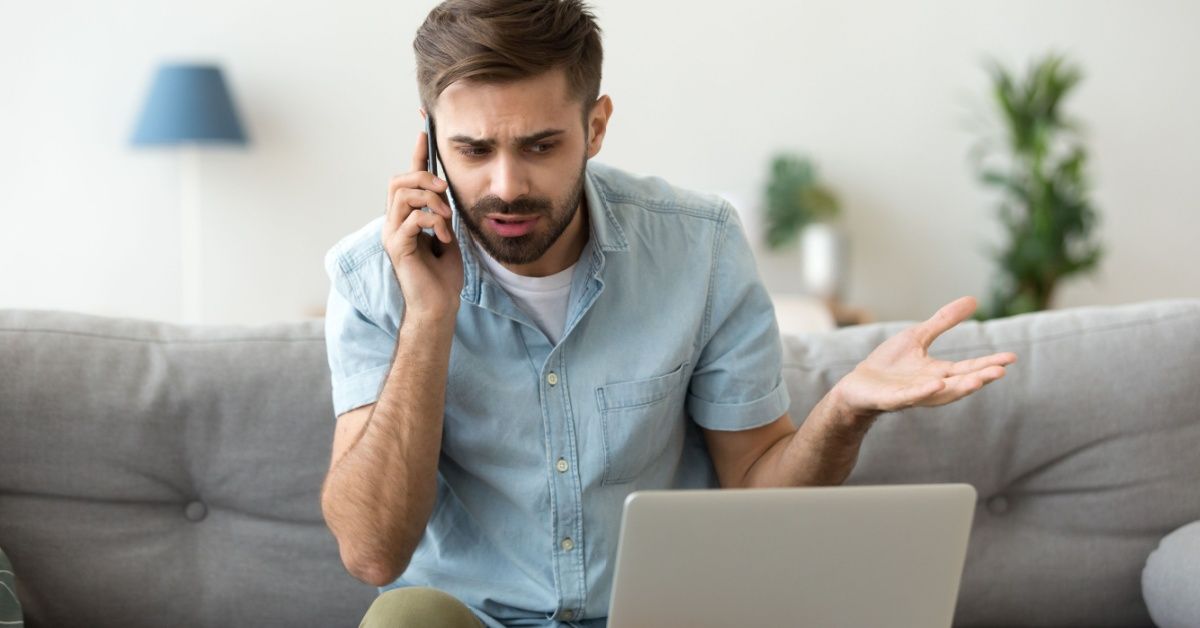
[488,153,530,204]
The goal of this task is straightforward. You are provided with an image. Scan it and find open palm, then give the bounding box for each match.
[835,296,1017,415]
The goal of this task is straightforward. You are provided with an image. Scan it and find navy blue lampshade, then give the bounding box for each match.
[131,63,248,146]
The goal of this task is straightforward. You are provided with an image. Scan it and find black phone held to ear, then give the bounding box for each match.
[423,114,445,257]
[426,115,439,178]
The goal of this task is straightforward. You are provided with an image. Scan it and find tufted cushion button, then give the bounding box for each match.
[184,501,208,521]
[986,495,1010,515]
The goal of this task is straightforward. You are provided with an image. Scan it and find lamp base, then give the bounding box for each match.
[179,145,203,324]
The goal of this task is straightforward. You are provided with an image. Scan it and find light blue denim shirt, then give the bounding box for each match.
[323,160,790,627]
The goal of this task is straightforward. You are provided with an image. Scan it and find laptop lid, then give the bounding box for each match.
[607,483,976,628]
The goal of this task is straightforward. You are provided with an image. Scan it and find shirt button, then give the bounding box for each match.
[561,609,574,620]
[556,458,569,473]
[561,537,574,551]
[546,372,558,386]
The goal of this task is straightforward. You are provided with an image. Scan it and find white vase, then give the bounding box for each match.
[799,222,849,302]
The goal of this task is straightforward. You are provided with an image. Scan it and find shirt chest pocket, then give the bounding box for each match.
[595,360,691,485]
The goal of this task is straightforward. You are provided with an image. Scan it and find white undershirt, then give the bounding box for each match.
[476,242,576,345]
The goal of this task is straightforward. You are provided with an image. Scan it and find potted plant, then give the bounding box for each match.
[969,52,1105,320]
[762,153,846,304]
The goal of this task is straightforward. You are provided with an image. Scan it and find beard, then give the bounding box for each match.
[453,155,587,266]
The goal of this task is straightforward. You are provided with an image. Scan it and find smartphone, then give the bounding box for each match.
[425,114,440,178]
[423,114,447,256]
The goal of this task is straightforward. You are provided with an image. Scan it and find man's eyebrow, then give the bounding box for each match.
[447,129,565,148]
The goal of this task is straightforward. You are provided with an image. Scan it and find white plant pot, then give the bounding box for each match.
[799,222,849,302]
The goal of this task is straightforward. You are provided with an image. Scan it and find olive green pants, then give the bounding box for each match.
[359,587,485,628]
[0,546,23,627]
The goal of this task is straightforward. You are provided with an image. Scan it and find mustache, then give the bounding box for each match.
[470,195,553,217]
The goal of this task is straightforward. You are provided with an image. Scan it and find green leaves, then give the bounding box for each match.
[973,52,1104,319]
[763,153,840,250]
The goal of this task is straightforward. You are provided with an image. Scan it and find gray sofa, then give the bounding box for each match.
[1,298,1197,627]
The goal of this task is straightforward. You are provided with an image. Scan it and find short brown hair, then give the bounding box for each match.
[413,0,603,119]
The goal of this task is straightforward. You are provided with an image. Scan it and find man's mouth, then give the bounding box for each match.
[486,215,539,237]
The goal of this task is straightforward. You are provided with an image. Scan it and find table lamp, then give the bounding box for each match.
[130,62,248,324]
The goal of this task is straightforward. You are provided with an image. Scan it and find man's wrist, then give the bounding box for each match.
[401,310,458,336]
[820,383,882,441]
[782,383,881,487]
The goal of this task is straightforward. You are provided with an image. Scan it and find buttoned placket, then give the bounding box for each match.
[452,170,620,622]
[538,244,608,622]
[525,242,608,623]
[463,251,605,621]
[538,348,586,621]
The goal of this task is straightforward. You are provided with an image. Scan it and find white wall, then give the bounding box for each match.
[3,0,1197,325]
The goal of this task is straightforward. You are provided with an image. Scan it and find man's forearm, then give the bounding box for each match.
[743,385,880,488]
[321,313,455,585]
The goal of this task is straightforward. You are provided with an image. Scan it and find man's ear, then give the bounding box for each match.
[586,95,614,159]
[419,107,428,122]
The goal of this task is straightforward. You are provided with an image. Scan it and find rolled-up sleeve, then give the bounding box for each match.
[323,246,396,419]
[686,205,791,431]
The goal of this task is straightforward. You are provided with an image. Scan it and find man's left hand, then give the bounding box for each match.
[831,295,1017,419]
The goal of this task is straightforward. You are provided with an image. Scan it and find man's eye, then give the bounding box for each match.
[455,144,554,158]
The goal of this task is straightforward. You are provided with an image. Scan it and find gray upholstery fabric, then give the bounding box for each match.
[782,298,1200,626]
[1,298,1197,627]
[1143,520,1200,627]
[0,312,376,628]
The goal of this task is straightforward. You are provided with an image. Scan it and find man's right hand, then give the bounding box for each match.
[381,129,464,321]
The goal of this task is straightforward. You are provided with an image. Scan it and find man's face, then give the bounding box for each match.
[433,69,591,266]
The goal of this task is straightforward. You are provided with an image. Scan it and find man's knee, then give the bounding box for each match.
[359,586,483,628]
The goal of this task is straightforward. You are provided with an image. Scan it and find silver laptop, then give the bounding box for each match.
[607,483,976,628]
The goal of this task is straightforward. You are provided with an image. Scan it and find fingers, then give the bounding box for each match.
[396,208,453,250]
[899,379,945,405]
[944,351,1018,377]
[913,296,978,349]
[387,171,449,216]
[383,176,452,249]
[389,187,451,226]
[382,128,449,240]
[958,364,1006,387]
[922,365,1007,407]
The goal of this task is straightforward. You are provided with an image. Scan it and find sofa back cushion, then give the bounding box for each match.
[780,298,1200,626]
[3,298,1198,627]
[0,310,376,628]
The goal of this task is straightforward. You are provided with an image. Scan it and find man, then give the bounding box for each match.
[320,1,1017,626]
